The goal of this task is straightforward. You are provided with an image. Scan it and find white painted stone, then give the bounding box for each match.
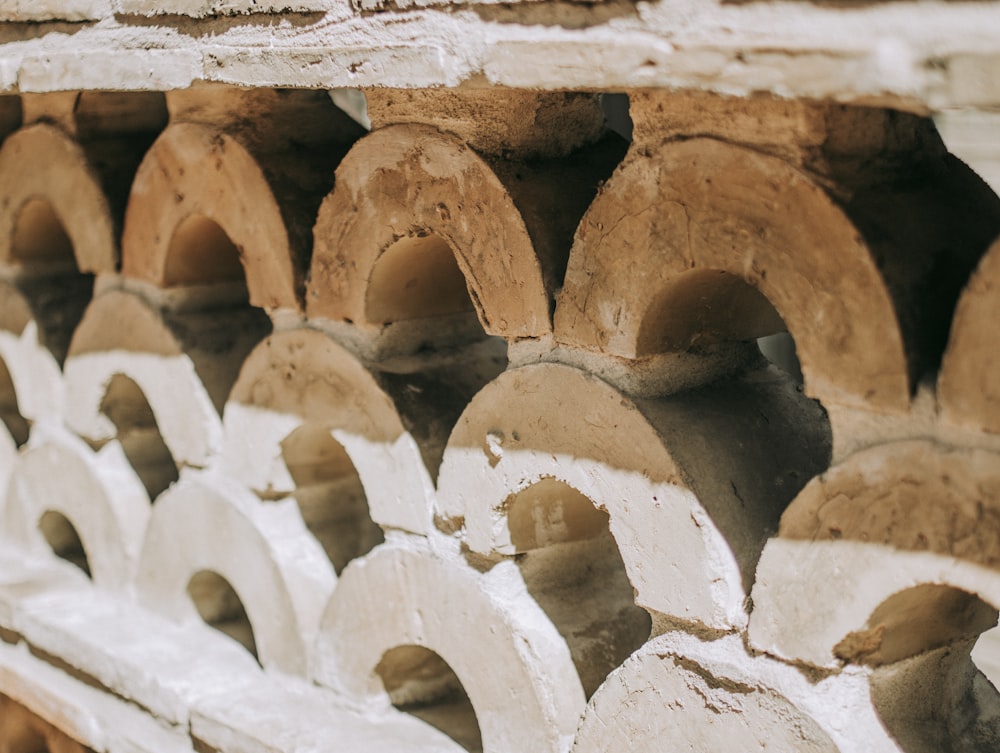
[2,426,149,592]
[136,471,335,676]
[0,0,110,22]
[220,328,436,536]
[65,288,261,472]
[116,0,333,16]
[313,541,586,753]
[0,321,64,425]
[750,539,1000,669]
[0,639,195,753]
[19,49,200,93]
[571,631,899,753]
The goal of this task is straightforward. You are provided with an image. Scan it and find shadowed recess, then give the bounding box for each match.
[11,198,74,268]
[376,644,483,752]
[0,356,28,445]
[366,232,474,324]
[38,510,90,578]
[165,214,244,287]
[99,374,178,501]
[280,423,383,574]
[512,478,651,698]
[187,569,259,662]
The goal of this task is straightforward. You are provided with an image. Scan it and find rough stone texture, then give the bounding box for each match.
[939,235,1000,435]
[136,472,334,676]
[123,88,362,315]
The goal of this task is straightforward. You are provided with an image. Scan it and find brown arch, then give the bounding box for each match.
[121,122,300,312]
[554,138,909,412]
[939,234,1000,434]
[0,124,116,274]
[307,123,551,338]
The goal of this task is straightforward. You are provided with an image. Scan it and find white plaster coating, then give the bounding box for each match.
[0,322,64,424]
[313,541,586,753]
[0,1,110,22]
[0,639,196,753]
[136,472,336,676]
[572,631,898,753]
[2,426,149,592]
[0,2,998,108]
[750,539,1000,669]
[116,0,334,16]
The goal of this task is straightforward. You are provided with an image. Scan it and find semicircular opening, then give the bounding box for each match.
[509,478,651,698]
[38,510,90,578]
[279,423,383,574]
[366,232,474,325]
[186,569,259,663]
[99,374,178,501]
[11,198,74,269]
[638,268,803,383]
[376,644,482,752]
[165,214,244,288]
[866,585,1000,753]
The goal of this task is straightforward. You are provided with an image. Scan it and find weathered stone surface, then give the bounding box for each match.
[313,541,586,753]
[940,235,1000,434]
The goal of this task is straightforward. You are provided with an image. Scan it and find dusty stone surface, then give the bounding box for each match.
[116,0,331,16]
[779,440,1000,567]
[136,472,334,677]
[123,88,362,314]
[365,89,604,159]
[2,426,149,592]
[64,287,267,472]
[940,235,1000,435]
[313,541,586,753]
[554,136,910,412]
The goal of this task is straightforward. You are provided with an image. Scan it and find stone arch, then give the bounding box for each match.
[121,122,301,313]
[437,362,829,630]
[0,124,117,274]
[554,137,909,412]
[2,430,149,592]
[307,124,551,339]
[312,543,585,753]
[939,234,1000,434]
[221,328,440,535]
[136,473,334,676]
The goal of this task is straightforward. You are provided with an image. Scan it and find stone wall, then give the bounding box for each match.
[0,6,998,752]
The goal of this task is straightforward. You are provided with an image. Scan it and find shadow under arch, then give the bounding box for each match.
[38,510,91,579]
[554,137,911,412]
[307,124,552,341]
[187,569,259,664]
[376,644,482,752]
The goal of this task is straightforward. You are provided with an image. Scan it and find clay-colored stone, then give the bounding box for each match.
[555,137,911,412]
[0,693,94,753]
[940,235,1000,434]
[307,123,552,340]
[438,361,829,629]
[65,288,267,472]
[365,89,604,159]
[123,90,361,313]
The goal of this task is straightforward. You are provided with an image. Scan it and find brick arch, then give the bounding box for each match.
[554,138,909,412]
[307,123,551,338]
[0,123,117,274]
[939,234,1000,434]
[121,123,300,313]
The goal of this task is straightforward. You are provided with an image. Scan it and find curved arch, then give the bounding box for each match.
[121,122,300,312]
[554,138,909,412]
[136,473,335,676]
[2,429,149,591]
[65,289,264,469]
[438,362,828,630]
[221,328,436,535]
[312,543,585,753]
[940,234,1000,433]
[0,124,116,274]
[307,124,551,338]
